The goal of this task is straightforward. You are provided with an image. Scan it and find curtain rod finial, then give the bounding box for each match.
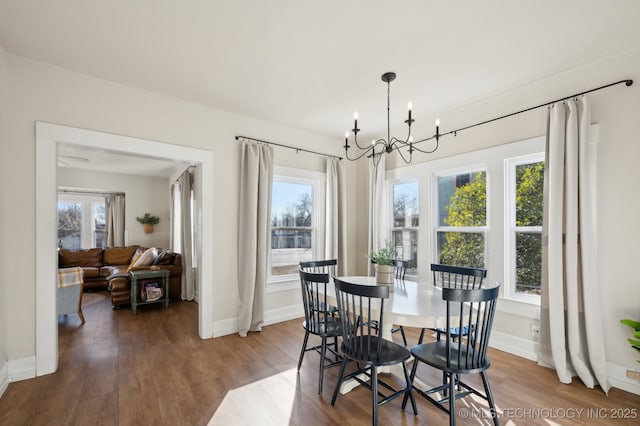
[626,79,634,87]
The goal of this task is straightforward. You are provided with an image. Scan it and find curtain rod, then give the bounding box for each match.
[58,188,125,196]
[235,135,343,160]
[412,78,634,146]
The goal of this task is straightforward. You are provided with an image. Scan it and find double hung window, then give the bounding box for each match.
[506,155,544,300]
[57,193,106,249]
[390,180,419,275]
[269,167,325,281]
[435,170,487,268]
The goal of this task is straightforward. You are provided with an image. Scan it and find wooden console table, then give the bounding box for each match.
[130,269,170,314]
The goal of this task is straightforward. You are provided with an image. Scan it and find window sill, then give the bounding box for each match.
[267,277,299,293]
[497,296,540,320]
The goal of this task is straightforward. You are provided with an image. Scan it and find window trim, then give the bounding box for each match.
[504,153,544,303]
[267,166,326,288]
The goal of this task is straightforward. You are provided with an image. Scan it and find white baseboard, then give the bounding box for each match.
[8,356,36,382]
[0,361,9,399]
[212,304,304,338]
[607,362,640,395]
[490,331,538,361]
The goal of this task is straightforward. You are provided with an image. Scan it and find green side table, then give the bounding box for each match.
[130,269,170,314]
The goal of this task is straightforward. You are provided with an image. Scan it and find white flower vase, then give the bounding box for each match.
[376,264,394,285]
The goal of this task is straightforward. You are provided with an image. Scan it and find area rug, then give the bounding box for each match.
[81,292,106,307]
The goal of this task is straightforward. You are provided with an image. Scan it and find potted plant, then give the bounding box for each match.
[369,242,395,284]
[136,213,160,234]
[621,319,640,364]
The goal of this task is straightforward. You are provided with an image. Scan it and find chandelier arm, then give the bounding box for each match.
[394,144,413,164]
[411,138,439,154]
[352,133,371,150]
[345,144,376,161]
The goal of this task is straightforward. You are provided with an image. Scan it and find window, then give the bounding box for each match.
[57,193,106,249]
[506,155,544,300]
[270,167,325,281]
[435,170,487,268]
[391,180,419,275]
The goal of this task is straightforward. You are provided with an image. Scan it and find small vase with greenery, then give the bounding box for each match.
[370,242,395,284]
[136,213,160,234]
[621,319,640,364]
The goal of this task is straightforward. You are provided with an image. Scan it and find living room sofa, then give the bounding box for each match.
[57,245,182,307]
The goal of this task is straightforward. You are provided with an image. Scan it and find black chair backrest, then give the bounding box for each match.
[442,285,500,370]
[299,269,334,333]
[300,259,338,276]
[431,263,487,289]
[333,277,389,361]
[392,259,408,280]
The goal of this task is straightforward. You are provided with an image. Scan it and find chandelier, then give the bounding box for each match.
[343,72,441,166]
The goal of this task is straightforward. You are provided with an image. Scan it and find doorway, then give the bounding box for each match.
[35,122,214,376]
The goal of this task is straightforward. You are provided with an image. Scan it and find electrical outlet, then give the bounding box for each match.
[530,324,541,337]
[627,370,640,381]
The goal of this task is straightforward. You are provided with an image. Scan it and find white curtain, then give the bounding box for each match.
[105,193,125,247]
[368,155,387,275]
[325,158,348,275]
[172,168,195,301]
[237,140,273,337]
[537,96,609,393]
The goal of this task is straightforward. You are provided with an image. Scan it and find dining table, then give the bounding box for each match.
[329,275,456,394]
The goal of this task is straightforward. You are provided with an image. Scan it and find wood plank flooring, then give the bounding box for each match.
[1,292,639,425]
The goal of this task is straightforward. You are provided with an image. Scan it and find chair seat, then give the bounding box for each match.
[411,340,491,374]
[303,318,342,337]
[433,324,473,337]
[341,336,411,366]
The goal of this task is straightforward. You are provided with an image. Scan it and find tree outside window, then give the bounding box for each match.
[437,171,487,268]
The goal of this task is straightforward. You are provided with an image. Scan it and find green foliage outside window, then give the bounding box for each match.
[439,173,486,267]
[515,162,544,292]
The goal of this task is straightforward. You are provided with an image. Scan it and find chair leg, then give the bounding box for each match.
[77,307,85,324]
[318,337,327,394]
[448,372,456,426]
[418,328,426,344]
[399,326,407,346]
[331,357,349,406]
[402,361,417,415]
[480,371,499,426]
[371,365,378,426]
[297,330,310,371]
[402,353,420,409]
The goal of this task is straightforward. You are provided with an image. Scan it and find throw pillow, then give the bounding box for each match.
[153,250,174,266]
[127,247,156,272]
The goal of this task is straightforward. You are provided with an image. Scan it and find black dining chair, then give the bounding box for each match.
[331,277,417,426]
[403,284,500,426]
[300,259,339,315]
[417,263,488,344]
[297,269,342,395]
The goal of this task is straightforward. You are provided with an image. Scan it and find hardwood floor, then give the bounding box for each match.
[1,293,639,425]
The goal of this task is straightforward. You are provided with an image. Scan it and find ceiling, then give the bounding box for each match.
[2,1,640,171]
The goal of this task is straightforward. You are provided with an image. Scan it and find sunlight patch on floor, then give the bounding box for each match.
[207,368,298,425]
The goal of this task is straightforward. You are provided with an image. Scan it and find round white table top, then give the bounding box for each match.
[334,276,452,329]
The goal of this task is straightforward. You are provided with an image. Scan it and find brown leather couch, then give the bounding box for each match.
[57,246,182,307]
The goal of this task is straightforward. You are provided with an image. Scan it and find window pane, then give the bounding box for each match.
[516,232,542,295]
[271,181,313,276]
[437,231,485,268]
[94,202,106,248]
[58,201,82,249]
[438,171,486,227]
[393,181,419,227]
[392,181,418,273]
[516,162,544,226]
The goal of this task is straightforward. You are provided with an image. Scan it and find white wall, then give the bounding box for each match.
[57,168,171,249]
[2,55,344,362]
[379,49,640,376]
